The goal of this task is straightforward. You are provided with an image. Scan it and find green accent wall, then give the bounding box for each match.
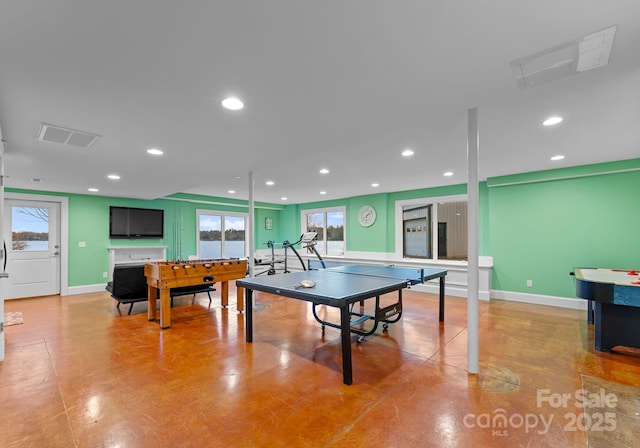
[346,194,389,253]
[487,160,640,299]
[277,203,302,246]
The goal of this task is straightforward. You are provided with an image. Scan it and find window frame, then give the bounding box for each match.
[196,209,249,259]
[394,194,467,261]
[300,205,346,256]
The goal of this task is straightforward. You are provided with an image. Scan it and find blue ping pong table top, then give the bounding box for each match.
[318,264,446,285]
[237,264,447,304]
[236,269,407,303]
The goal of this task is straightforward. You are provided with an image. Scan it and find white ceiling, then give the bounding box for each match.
[1,1,639,203]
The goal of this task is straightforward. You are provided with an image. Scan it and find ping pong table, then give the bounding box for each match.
[236,264,447,385]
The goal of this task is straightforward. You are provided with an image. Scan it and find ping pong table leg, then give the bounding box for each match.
[340,305,353,385]
[245,289,253,342]
[439,276,445,322]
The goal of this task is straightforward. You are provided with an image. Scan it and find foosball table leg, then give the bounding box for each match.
[237,286,245,313]
[221,281,229,307]
[159,289,171,329]
[147,285,157,322]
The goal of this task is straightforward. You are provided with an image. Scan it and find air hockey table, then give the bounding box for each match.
[573,267,640,352]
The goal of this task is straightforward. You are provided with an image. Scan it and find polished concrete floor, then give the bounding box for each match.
[2,287,640,447]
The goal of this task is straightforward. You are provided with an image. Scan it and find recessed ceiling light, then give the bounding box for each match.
[443,171,454,177]
[402,149,414,157]
[88,188,98,192]
[147,148,163,156]
[228,190,236,194]
[221,96,244,111]
[543,116,563,126]
[550,155,565,161]
[371,183,379,187]
[31,178,42,183]
[266,181,274,186]
[320,191,327,195]
[281,197,288,201]
[319,168,330,174]
[107,174,120,180]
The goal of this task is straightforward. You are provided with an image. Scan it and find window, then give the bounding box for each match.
[396,196,467,261]
[11,206,49,251]
[197,210,247,259]
[301,207,345,256]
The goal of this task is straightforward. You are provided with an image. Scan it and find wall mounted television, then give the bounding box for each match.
[109,206,164,239]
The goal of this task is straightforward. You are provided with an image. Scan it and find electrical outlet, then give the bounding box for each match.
[526,279,533,287]
[78,241,86,247]
[102,272,108,279]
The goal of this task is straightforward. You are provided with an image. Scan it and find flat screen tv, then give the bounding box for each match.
[109,206,164,239]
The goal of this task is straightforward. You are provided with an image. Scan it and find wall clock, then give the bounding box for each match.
[357,205,376,227]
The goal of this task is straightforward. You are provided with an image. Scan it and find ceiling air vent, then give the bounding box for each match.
[510,26,616,89]
[37,123,101,148]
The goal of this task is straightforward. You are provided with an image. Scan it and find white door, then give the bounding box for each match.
[4,199,61,299]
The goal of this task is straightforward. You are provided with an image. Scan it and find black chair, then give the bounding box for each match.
[106,264,148,315]
[107,264,217,314]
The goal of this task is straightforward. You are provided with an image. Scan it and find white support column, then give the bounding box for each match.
[248,171,255,279]
[467,107,480,374]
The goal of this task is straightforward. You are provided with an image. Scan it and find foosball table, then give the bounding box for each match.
[145,258,248,329]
